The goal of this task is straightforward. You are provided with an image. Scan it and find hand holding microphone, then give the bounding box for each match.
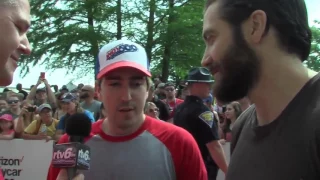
[52,113,92,180]
[57,169,84,180]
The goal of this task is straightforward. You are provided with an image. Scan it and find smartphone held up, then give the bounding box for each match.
[40,72,45,79]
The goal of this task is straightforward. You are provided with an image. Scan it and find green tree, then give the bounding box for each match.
[21,1,320,83]
[306,21,320,71]
[20,0,124,77]
[149,0,205,82]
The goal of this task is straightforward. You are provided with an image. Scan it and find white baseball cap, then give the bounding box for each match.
[97,40,151,79]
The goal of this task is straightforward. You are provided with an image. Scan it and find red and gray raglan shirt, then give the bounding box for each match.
[47,116,208,180]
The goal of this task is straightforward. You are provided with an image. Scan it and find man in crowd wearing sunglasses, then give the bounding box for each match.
[79,85,102,121]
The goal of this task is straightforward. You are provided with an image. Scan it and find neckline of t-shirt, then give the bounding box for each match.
[251,72,320,131]
[98,116,151,142]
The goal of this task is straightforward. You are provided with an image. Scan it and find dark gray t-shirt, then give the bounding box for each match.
[227,73,320,180]
[80,100,101,120]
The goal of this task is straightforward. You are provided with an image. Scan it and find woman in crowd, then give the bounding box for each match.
[2,95,21,119]
[23,104,59,142]
[55,93,95,140]
[53,93,66,120]
[0,114,15,140]
[221,101,242,142]
[144,102,160,120]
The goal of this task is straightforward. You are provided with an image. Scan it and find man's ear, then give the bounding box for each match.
[97,84,101,93]
[246,10,267,44]
[145,89,150,101]
[96,80,101,100]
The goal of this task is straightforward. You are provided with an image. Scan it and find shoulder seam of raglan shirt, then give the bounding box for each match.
[144,118,192,177]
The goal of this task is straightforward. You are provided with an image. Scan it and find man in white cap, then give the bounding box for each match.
[49,40,207,180]
[0,0,31,86]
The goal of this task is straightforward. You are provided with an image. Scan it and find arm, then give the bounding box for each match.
[22,120,47,140]
[53,110,59,119]
[214,111,226,142]
[195,110,228,174]
[178,130,207,180]
[55,130,64,141]
[43,79,57,107]
[14,107,29,136]
[163,127,207,180]
[55,117,65,141]
[22,133,47,140]
[14,116,24,138]
[26,78,42,102]
[206,140,228,173]
[0,130,15,140]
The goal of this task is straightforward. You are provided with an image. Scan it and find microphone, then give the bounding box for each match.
[51,113,92,180]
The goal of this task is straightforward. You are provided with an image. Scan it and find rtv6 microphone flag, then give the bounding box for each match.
[52,142,90,170]
[51,113,92,179]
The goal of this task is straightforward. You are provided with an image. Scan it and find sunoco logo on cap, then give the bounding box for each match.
[106,44,138,61]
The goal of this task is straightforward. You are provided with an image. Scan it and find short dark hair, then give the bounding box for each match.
[164,82,175,88]
[205,0,312,61]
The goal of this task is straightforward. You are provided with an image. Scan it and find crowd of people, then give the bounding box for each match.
[0,82,101,141]
[1,0,320,179]
[0,38,245,180]
[0,67,248,145]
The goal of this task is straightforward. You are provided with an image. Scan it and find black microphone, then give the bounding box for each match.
[51,113,92,180]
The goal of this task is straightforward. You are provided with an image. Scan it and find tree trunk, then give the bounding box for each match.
[161,0,174,82]
[145,0,156,65]
[86,0,99,79]
[116,0,122,40]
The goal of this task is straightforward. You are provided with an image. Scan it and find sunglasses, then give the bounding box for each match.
[149,108,159,113]
[7,100,19,104]
[165,88,175,92]
[40,109,52,114]
[62,93,77,99]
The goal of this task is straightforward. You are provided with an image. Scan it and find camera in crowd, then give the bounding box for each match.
[27,107,36,112]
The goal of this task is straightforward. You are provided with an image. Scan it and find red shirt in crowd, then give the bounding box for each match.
[0,170,4,180]
[163,98,184,118]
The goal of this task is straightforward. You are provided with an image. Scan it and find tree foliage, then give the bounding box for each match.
[21,0,204,82]
[306,21,320,71]
[21,0,125,76]
[21,1,320,82]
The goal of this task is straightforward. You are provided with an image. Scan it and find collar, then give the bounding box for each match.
[185,95,203,103]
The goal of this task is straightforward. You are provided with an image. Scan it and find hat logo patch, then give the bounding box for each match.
[106,44,138,61]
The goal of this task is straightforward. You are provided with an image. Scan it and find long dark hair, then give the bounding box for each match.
[223,101,242,133]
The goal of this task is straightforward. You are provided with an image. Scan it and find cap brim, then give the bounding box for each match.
[97,61,151,79]
[0,118,12,121]
[187,80,214,83]
[39,107,52,111]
